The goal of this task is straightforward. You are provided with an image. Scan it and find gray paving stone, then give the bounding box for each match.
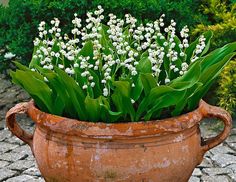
[201,175,230,182]
[5,136,25,145]
[211,153,236,167]
[0,80,11,94]
[13,145,33,156]
[188,176,200,182]
[0,130,12,142]
[16,91,30,101]
[0,168,17,181]
[7,160,34,171]
[202,167,232,176]
[204,151,213,158]
[0,151,28,162]
[228,142,236,151]
[4,175,36,182]
[25,154,35,161]
[29,178,45,182]
[198,157,214,168]
[210,145,235,155]
[231,128,236,135]
[228,173,236,181]
[23,167,41,177]
[226,135,236,143]
[192,168,202,176]
[0,121,5,130]
[0,160,9,168]
[227,164,236,173]
[0,142,18,154]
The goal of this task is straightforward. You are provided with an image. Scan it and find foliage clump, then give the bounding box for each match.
[11,7,236,122]
[217,59,236,116]
[193,0,236,50]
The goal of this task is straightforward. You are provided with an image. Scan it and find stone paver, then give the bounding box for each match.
[201,175,230,182]
[0,169,17,181]
[0,74,236,181]
[4,175,37,182]
[212,154,236,167]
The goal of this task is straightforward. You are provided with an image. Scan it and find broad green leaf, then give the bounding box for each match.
[131,75,143,101]
[136,57,152,73]
[140,73,157,95]
[201,31,213,55]
[112,81,135,121]
[89,69,102,97]
[35,67,71,116]
[54,67,87,120]
[136,85,175,120]
[100,104,123,122]
[79,40,94,58]
[144,90,186,120]
[10,70,53,113]
[14,61,31,71]
[188,52,236,110]
[172,82,203,116]
[112,81,131,98]
[201,42,236,72]
[29,44,41,68]
[170,61,201,88]
[85,96,101,122]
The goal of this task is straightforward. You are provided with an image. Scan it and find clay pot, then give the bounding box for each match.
[6,100,232,182]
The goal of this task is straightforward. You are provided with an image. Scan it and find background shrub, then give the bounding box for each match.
[217,59,236,116]
[192,0,236,115]
[192,0,236,50]
[0,0,207,73]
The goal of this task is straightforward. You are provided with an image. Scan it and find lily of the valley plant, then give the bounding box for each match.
[11,6,236,122]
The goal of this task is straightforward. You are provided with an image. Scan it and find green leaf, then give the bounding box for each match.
[89,69,102,97]
[140,73,156,95]
[112,81,135,121]
[79,40,94,58]
[131,75,143,101]
[54,67,87,120]
[136,57,152,73]
[29,44,41,68]
[84,96,101,122]
[14,61,31,71]
[35,68,69,116]
[201,31,213,55]
[144,90,186,120]
[201,42,236,72]
[112,81,131,98]
[136,85,175,120]
[10,70,53,113]
[100,104,123,122]
[188,51,236,110]
[170,61,201,88]
[172,82,203,116]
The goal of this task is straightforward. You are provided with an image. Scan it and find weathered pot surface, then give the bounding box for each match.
[6,100,232,182]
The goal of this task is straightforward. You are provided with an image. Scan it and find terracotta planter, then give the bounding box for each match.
[6,100,232,182]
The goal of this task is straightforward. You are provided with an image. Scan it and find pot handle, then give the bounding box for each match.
[5,102,33,149]
[199,100,232,153]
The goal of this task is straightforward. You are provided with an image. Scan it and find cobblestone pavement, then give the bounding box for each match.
[0,74,236,182]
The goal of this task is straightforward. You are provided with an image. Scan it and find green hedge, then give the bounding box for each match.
[0,0,207,72]
[192,0,236,114]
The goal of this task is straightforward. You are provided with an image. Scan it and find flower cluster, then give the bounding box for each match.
[31,6,206,97]
[12,5,235,122]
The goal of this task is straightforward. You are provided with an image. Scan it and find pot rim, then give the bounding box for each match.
[26,100,206,138]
